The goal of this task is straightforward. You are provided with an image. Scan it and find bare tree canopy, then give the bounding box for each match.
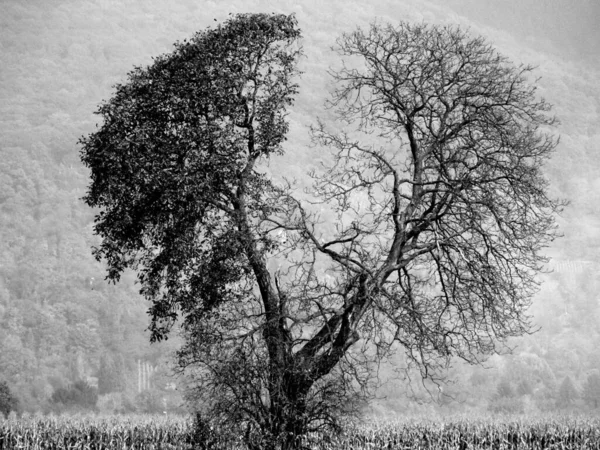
[308,21,564,375]
[80,16,562,449]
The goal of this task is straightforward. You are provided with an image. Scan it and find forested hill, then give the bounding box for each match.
[1,0,599,414]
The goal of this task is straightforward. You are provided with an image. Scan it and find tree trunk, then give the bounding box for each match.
[260,373,312,450]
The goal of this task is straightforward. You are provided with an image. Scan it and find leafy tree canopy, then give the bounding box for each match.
[81,13,302,341]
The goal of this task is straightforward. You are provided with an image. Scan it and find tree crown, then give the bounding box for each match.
[80,13,302,341]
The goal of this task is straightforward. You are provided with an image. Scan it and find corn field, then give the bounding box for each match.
[1,414,600,449]
[0,415,196,449]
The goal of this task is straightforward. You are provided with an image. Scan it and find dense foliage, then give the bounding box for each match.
[80,13,302,342]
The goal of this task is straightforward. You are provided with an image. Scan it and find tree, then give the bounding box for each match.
[582,372,600,408]
[0,380,19,418]
[516,379,533,397]
[80,16,562,449]
[496,379,514,399]
[97,352,126,395]
[557,376,578,407]
[489,378,524,414]
[50,380,98,411]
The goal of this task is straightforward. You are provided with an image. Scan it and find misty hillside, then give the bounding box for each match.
[0,0,599,414]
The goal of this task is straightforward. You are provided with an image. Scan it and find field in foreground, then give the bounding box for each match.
[1,414,600,449]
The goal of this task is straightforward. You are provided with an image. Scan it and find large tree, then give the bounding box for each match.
[81,16,562,449]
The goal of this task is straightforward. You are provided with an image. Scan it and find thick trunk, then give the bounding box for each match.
[235,124,294,430]
[235,124,343,449]
[236,211,300,448]
[274,378,311,450]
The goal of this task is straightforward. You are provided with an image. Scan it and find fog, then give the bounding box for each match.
[0,0,598,415]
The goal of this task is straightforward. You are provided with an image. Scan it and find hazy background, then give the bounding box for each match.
[0,0,599,416]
